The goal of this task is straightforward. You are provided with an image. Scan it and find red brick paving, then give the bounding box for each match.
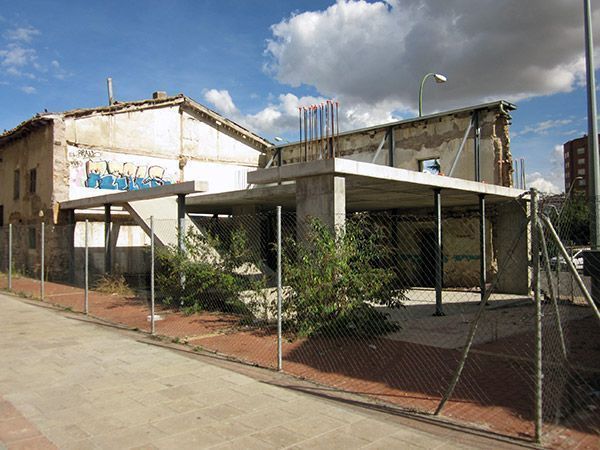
[0,397,57,450]
[1,273,598,449]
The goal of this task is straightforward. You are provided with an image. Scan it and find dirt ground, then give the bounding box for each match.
[1,273,598,449]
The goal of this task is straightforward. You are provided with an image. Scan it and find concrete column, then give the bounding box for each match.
[295,174,346,236]
[104,204,112,274]
[494,199,530,294]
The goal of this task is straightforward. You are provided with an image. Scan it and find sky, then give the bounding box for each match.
[0,0,597,194]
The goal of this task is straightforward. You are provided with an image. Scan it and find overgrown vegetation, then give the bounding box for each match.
[155,227,263,315]
[282,216,404,338]
[560,192,590,246]
[94,274,135,296]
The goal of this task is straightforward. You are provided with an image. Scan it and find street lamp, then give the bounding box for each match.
[419,73,447,117]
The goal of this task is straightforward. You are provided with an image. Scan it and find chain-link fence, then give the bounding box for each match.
[0,194,598,448]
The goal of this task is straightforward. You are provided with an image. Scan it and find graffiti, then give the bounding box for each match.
[84,160,172,191]
[67,147,101,168]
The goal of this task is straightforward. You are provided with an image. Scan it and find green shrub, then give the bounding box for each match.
[155,227,261,315]
[282,216,404,338]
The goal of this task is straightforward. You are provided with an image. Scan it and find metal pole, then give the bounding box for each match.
[434,188,444,316]
[8,223,12,291]
[537,222,567,359]
[531,188,543,444]
[541,214,600,324]
[474,111,481,182]
[84,219,89,314]
[40,222,45,300]
[150,216,155,335]
[585,0,600,249]
[418,73,433,117]
[276,206,282,371]
[104,204,111,274]
[479,194,487,302]
[107,77,114,106]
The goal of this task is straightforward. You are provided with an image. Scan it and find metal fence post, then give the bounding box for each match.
[84,219,89,315]
[150,216,155,335]
[40,222,45,300]
[531,188,543,444]
[277,206,282,371]
[8,224,12,291]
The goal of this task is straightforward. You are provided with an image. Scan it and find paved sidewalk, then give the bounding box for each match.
[0,294,525,449]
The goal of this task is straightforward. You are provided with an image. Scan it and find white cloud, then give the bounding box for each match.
[0,26,67,84]
[203,89,399,137]
[528,171,561,194]
[20,85,36,94]
[0,44,36,68]
[264,0,598,116]
[203,89,239,116]
[515,119,573,137]
[4,26,40,43]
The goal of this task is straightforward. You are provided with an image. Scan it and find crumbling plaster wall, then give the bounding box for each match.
[392,214,495,289]
[63,105,263,200]
[272,108,513,187]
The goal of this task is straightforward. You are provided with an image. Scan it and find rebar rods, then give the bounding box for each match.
[298,100,340,161]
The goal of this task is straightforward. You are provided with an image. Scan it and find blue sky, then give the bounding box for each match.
[0,0,596,193]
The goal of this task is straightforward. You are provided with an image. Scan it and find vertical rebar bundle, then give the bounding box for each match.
[298,99,340,161]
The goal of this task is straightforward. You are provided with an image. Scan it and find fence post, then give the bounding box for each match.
[277,206,282,371]
[531,188,543,444]
[8,224,12,291]
[150,216,155,335]
[84,219,89,315]
[40,222,45,300]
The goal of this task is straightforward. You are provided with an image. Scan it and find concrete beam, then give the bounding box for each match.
[59,180,208,210]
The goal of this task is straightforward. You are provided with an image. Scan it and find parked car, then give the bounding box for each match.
[550,248,588,272]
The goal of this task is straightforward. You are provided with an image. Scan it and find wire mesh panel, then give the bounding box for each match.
[0,196,596,447]
[538,192,600,448]
[277,207,542,440]
[151,213,279,367]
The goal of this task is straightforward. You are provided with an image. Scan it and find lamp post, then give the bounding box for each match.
[419,73,447,117]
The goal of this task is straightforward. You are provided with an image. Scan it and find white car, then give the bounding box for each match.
[550,248,587,271]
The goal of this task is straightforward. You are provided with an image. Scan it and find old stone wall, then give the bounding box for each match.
[0,123,55,226]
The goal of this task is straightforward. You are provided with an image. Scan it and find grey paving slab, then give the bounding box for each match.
[0,294,525,449]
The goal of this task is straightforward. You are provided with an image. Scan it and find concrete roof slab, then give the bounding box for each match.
[186,159,527,215]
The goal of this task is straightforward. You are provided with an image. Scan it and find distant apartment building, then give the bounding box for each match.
[563,135,593,197]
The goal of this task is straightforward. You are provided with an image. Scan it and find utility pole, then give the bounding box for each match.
[583,0,600,305]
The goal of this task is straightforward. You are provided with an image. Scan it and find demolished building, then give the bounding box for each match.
[0,94,527,308]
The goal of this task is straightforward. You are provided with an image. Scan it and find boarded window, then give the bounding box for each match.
[13,170,20,200]
[28,227,36,249]
[29,168,37,194]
